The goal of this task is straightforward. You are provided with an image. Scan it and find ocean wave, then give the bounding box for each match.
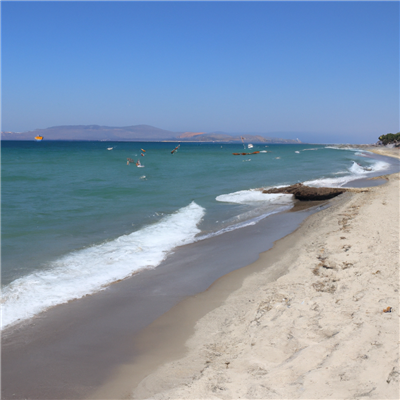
[216,189,293,205]
[304,160,390,187]
[194,189,294,241]
[197,204,293,241]
[324,146,372,155]
[1,202,205,330]
[324,146,361,152]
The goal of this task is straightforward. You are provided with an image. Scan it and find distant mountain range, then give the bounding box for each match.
[1,124,301,144]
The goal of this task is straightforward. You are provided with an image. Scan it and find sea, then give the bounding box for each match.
[1,141,397,330]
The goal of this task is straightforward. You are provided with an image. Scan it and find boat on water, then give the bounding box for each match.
[239,136,254,150]
[34,136,43,141]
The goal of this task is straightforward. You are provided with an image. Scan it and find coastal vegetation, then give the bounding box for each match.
[378,132,400,145]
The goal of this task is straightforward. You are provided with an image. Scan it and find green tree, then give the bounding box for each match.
[379,132,400,145]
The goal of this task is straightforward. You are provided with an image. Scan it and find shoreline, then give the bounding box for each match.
[2,147,398,400]
[90,148,399,399]
[86,194,352,399]
[1,197,328,400]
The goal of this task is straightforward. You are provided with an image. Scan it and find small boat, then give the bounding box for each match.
[295,151,300,154]
[141,148,146,153]
[248,144,253,149]
[35,135,43,141]
[107,147,113,150]
[136,160,144,168]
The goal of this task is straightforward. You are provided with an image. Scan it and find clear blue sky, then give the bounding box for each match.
[1,1,399,143]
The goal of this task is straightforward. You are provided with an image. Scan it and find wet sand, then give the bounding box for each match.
[2,201,326,400]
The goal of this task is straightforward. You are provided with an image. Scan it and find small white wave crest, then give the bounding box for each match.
[196,189,294,240]
[216,189,293,205]
[1,202,205,329]
[304,160,390,187]
[325,146,360,152]
[197,204,293,241]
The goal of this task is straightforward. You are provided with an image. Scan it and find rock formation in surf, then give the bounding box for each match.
[263,183,346,201]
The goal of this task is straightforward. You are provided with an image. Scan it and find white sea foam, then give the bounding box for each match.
[216,189,293,205]
[1,202,205,329]
[304,160,390,188]
[325,146,361,152]
[197,204,293,241]
[197,189,294,240]
[324,146,372,154]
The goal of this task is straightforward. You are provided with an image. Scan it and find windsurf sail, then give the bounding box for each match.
[171,144,180,154]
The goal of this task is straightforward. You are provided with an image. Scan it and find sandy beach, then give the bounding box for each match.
[2,148,398,400]
[91,147,399,399]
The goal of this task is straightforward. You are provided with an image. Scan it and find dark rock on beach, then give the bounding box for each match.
[263,183,346,201]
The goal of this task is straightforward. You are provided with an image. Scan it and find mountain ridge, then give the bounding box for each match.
[1,125,302,143]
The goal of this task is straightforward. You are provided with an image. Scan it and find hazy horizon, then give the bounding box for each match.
[1,123,378,145]
[2,1,399,144]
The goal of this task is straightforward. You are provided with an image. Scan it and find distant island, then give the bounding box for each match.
[1,124,301,144]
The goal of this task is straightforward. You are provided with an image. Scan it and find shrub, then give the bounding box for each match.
[379,132,400,145]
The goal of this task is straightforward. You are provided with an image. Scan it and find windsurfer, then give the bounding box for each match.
[171,144,180,154]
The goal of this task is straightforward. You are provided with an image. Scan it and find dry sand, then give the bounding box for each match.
[129,148,399,399]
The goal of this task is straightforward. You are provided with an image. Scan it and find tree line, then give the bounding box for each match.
[378,132,400,145]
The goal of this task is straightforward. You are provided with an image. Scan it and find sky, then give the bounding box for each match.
[1,1,399,144]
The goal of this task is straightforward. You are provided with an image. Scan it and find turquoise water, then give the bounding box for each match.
[1,141,393,328]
